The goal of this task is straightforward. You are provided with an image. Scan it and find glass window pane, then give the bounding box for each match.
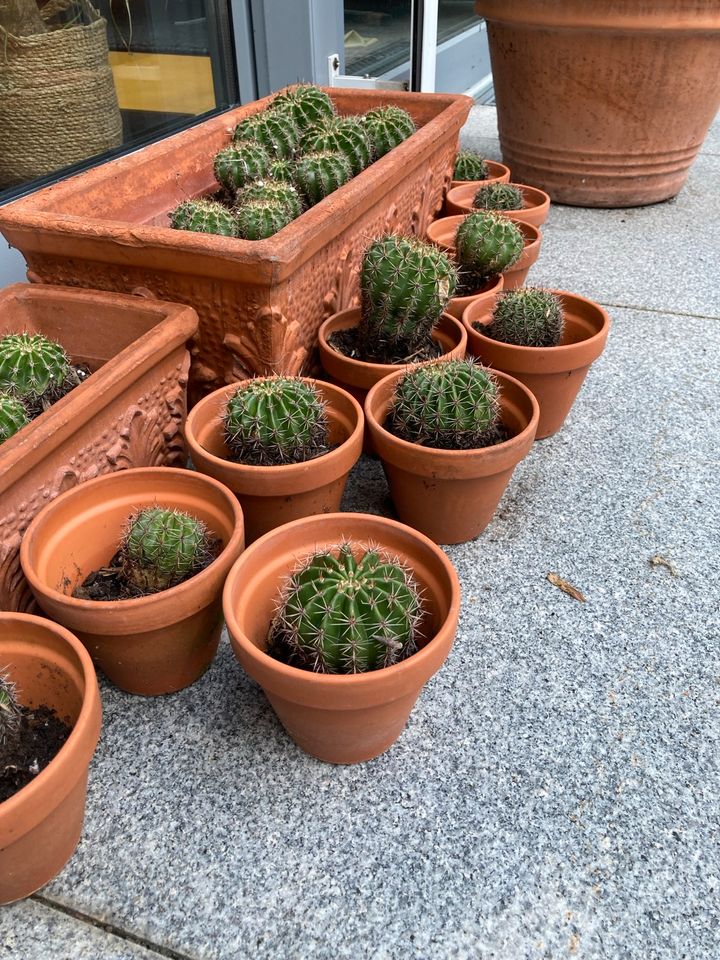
[343,2,411,79]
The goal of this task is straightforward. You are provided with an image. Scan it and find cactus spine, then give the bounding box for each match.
[453,150,490,181]
[0,391,29,443]
[0,333,75,401]
[362,105,416,158]
[233,112,301,159]
[473,183,524,211]
[271,84,335,130]
[295,150,352,206]
[487,288,565,347]
[268,542,423,674]
[236,199,294,239]
[120,508,213,595]
[0,670,22,750]
[454,211,524,295]
[213,142,270,192]
[170,199,239,237]
[301,117,372,174]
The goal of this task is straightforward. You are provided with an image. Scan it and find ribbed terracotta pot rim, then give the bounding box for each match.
[20,467,245,623]
[0,612,101,845]
[222,512,461,705]
[475,1,720,32]
[427,213,541,261]
[462,289,611,373]
[451,159,511,189]
[185,377,364,497]
[445,182,551,220]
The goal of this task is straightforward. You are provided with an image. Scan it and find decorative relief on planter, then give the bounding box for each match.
[223,307,308,381]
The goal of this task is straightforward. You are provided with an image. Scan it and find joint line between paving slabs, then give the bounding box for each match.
[31,894,197,960]
[597,300,720,322]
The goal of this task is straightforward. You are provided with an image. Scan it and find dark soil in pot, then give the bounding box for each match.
[72,544,220,601]
[327,327,444,366]
[1,706,72,803]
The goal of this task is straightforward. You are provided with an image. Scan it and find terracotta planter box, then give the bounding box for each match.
[0,284,198,612]
[0,87,472,400]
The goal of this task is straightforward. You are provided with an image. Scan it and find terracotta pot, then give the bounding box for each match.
[365,369,539,544]
[445,182,551,227]
[450,159,511,190]
[462,290,611,439]
[475,1,720,206]
[0,88,471,400]
[426,214,541,293]
[222,513,460,764]
[0,283,197,613]
[185,378,363,544]
[0,612,101,904]
[20,468,245,696]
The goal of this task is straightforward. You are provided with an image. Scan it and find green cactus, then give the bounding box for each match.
[120,508,213,595]
[0,670,23,750]
[473,183,524,211]
[223,376,329,466]
[301,116,372,175]
[0,333,75,401]
[453,150,490,181]
[389,358,501,450]
[268,542,423,674]
[454,211,525,295]
[295,150,352,206]
[0,391,29,443]
[236,199,294,240]
[170,199,239,237]
[358,235,457,362]
[271,84,335,130]
[486,288,565,348]
[235,180,303,219]
[214,142,270,192]
[267,158,296,182]
[233,112,301,159]
[362,105,416,158]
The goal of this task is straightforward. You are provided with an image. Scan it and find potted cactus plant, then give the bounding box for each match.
[20,467,245,696]
[462,287,611,439]
[185,376,363,543]
[365,358,539,544]
[451,150,510,189]
[222,512,460,764]
[445,181,551,228]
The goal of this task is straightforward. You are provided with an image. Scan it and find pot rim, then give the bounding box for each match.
[451,159,511,188]
[446,181,551,214]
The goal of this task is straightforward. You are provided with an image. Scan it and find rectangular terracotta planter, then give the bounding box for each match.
[0,283,198,612]
[0,87,472,400]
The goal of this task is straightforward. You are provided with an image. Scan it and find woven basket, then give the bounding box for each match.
[0,16,122,188]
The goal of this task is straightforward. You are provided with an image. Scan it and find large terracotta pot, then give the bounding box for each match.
[475,0,720,206]
[0,612,101,904]
[445,182,551,228]
[365,368,539,544]
[186,378,363,544]
[463,291,611,439]
[20,468,245,696]
[0,88,471,401]
[0,283,198,613]
[223,513,460,764]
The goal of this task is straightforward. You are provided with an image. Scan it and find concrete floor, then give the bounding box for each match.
[1,106,719,960]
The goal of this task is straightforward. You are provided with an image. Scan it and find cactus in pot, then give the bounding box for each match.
[474,183,524,212]
[214,142,271,192]
[0,391,29,443]
[485,288,565,347]
[235,180,303,220]
[295,151,352,206]
[236,199,294,240]
[362,105,416,158]
[0,670,23,750]
[454,211,524,296]
[267,157,296,183]
[453,150,489,182]
[0,333,78,405]
[120,508,214,595]
[271,84,335,130]
[301,117,372,175]
[170,199,239,237]
[233,112,301,159]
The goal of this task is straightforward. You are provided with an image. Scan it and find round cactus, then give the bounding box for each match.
[268,542,423,674]
[236,199,294,240]
[474,183,524,211]
[267,157,296,182]
[301,116,372,175]
[359,235,457,361]
[223,376,329,466]
[295,150,352,206]
[120,507,213,595]
[389,358,501,450]
[362,105,416,158]
[0,391,29,443]
[454,211,524,294]
[170,199,239,237]
[235,180,303,219]
[233,112,301,159]
[0,670,22,750]
[271,84,335,130]
[213,142,270,192]
[453,150,489,181]
[0,333,73,400]
[487,288,565,348]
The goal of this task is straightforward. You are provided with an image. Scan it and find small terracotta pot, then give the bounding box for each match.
[20,468,245,696]
[222,513,460,764]
[0,612,101,904]
[450,160,511,190]
[445,182,551,227]
[463,290,611,439]
[186,378,363,544]
[365,369,539,544]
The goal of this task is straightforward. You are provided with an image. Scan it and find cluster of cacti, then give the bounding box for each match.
[389,358,501,450]
[0,333,77,404]
[120,507,213,595]
[295,150,353,206]
[223,377,329,466]
[236,199,295,240]
[0,391,29,444]
[301,117,372,175]
[454,211,524,294]
[233,112,301,159]
[170,199,239,237]
[453,150,489,182]
[362,105,415,158]
[486,288,565,347]
[268,542,423,674]
[358,235,457,362]
[0,670,23,750]
[474,183,523,211]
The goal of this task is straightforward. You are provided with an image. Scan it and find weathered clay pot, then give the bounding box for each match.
[20,468,245,696]
[0,88,472,400]
[463,290,611,439]
[0,283,197,613]
[185,378,363,544]
[445,182,551,227]
[0,612,101,904]
[450,159,511,190]
[223,513,460,764]
[365,368,539,544]
[475,0,720,206]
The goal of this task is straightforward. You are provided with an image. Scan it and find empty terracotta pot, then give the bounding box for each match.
[186,378,363,544]
[0,612,101,904]
[365,368,539,544]
[445,182,551,227]
[476,0,720,206]
[20,468,245,696]
[450,159,511,190]
[223,513,460,764]
[463,290,611,439]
